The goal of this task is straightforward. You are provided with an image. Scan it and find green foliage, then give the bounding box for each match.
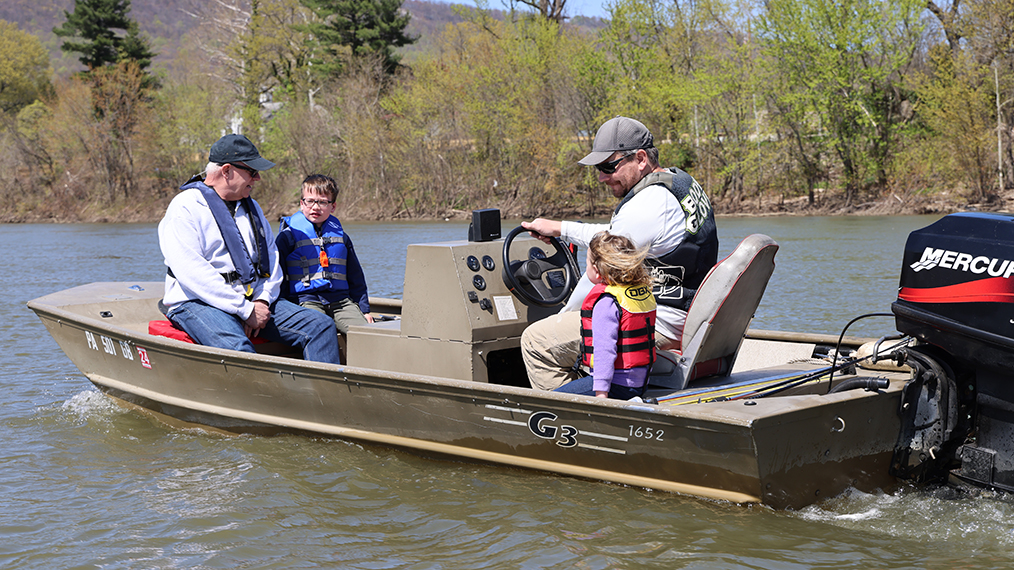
[600,0,677,124]
[145,49,236,191]
[1,100,55,206]
[7,0,1014,221]
[300,0,417,77]
[443,16,603,212]
[0,21,54,114]
[599,0,771,207]
[53,0,155,73]
[235,0,317,105]
[45,0,159,209]
[759,0,924,203]
[909,48,996,202]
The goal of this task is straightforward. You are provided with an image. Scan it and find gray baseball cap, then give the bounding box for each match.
[578,117,654,165]
[209,134,276,171]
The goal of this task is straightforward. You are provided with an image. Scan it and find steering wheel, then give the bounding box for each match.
[501,225,579,307]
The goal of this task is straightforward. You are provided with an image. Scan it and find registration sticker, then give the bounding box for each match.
[137,347,151,369]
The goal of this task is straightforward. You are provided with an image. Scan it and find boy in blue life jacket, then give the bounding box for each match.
[276,174,373,337]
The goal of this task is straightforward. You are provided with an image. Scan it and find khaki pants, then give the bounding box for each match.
[303,298,369,362]
[301,297,368,334]
[521,311,681,391]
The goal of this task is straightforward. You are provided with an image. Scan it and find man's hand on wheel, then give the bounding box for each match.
[521,218,561,244]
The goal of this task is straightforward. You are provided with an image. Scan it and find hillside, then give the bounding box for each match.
[1,0,190,74]
[2,0,608,75]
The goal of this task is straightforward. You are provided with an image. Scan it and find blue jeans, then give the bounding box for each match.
[554,375,645,400]
[167,298,342,364]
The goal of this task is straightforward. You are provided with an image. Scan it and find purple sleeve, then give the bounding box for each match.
[591,296,621,393]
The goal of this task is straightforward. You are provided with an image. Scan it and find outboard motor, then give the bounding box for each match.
[892,213,1014,490]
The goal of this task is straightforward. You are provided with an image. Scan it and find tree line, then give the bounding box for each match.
[0,0,1011,223]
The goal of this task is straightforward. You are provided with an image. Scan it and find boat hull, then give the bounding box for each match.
[30,282,905,509]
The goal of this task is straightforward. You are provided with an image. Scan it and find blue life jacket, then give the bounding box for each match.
[281,212,350,296]
[178,177,270,285]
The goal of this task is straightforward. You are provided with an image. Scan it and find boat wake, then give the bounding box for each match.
[797,486,1014,547]
[60,389,123,421]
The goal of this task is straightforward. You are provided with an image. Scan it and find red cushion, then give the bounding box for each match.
[148,320,195,343]
[688,357,725,381]
[148,320,269,345]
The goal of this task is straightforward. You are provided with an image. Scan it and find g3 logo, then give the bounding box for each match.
[528,411,578,448]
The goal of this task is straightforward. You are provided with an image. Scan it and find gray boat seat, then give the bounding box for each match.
[648,234,779,391]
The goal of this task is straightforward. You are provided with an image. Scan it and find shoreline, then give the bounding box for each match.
[0,190,1001,224]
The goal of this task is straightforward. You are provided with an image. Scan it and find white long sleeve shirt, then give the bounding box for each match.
[559,184,689,339]
[158,188,282,321]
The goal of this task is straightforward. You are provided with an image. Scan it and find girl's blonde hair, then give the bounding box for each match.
[588,232,652,287]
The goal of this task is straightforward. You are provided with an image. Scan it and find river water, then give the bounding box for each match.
[5,215,1014,568]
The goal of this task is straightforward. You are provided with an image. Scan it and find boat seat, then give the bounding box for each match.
[149,319,196,343]
[148,320,269,347]
[647,234,779,391]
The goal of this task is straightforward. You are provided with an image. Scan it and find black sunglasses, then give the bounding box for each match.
[226,162,259,177]
[595,152,635,174]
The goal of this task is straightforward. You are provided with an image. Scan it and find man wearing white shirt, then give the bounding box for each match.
[159,134,341,364]
[521,117,718,390]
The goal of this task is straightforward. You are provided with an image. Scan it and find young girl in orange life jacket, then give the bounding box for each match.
[554,232,657,400]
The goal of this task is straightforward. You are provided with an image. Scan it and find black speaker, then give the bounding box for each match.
[468,209,501,242]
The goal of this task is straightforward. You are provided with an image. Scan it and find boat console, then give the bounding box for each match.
[347,221,574,386]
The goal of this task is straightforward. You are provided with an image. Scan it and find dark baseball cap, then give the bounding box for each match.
[578,117,655,166]
[209,134,276,171]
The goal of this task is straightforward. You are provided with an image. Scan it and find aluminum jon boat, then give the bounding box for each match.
[29,212,1007,509]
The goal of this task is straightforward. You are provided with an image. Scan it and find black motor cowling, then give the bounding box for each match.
[894,212,1014,369]
[893,213,1014,490]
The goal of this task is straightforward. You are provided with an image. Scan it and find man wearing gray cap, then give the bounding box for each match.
[521,117,718,390]
[158,134,342,364]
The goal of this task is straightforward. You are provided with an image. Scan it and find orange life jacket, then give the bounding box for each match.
[580,282,656,370]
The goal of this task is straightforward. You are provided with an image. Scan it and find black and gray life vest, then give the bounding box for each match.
[612,168,719,311]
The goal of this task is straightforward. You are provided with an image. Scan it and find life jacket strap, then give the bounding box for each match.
[618,327,652,338]
[293,235,345,249]
[286,256,348,270]
[167,267,262,285]
[284,270,349,283]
